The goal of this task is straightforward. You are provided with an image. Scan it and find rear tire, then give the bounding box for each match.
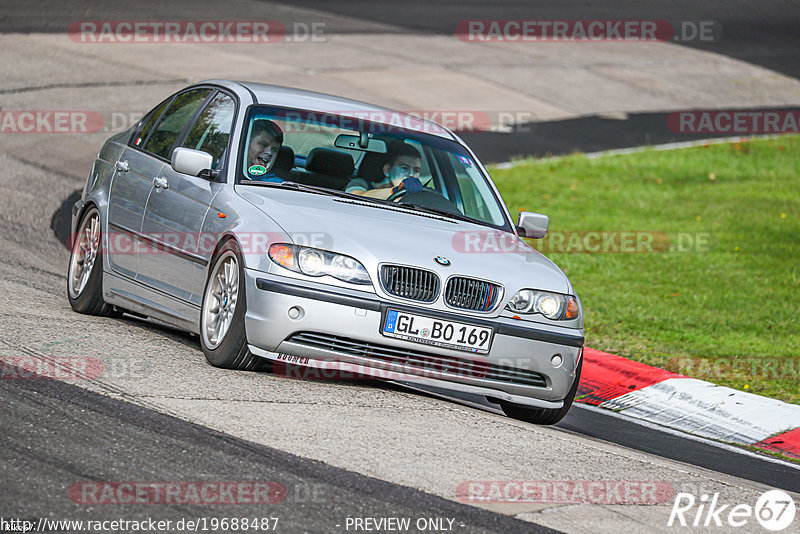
[67,207,116,316]
[200,239,270,371]
[500,356,582,425]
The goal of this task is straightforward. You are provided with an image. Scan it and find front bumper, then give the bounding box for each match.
[244,270,584,408]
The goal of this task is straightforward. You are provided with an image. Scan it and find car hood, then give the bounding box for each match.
[237,187,571,294]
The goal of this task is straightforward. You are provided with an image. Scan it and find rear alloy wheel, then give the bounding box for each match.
[67,207,116,316]
[200,240,269,371]
[499,357,582,425]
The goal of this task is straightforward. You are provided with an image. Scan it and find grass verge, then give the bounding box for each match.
[490,135,800,404]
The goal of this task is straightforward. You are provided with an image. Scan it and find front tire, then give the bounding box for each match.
[499,356,582,425]
[200,239,269,371]
[67,207,115,316]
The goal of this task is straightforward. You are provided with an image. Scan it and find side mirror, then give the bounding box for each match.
[517,211,549,239]
[172,147,214,177]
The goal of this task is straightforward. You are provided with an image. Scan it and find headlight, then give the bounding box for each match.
[506,289,579,320]
[269,244,371,285]
[298,248,325,276]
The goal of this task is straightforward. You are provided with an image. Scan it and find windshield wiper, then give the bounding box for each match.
[288,182,386,203]
[240,179,300,189]
[239,180,380,201]
[393,202,477,224]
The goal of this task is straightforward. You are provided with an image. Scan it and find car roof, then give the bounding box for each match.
[208,80,457,140]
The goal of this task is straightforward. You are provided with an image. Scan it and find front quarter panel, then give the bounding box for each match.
[192,186,291,304]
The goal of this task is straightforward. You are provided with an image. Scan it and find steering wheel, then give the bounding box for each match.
[386,183,444,202]
[387,188,462,215]
[386,186,411,203]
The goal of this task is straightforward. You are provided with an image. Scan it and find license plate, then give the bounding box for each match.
[382,309,493,354]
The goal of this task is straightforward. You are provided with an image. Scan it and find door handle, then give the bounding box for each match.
[153,176,169,189]
[115,160,129,172]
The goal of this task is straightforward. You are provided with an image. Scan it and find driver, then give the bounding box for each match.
[345,141,424,199]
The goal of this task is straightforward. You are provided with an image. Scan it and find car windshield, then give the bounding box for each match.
[237,105,510,230]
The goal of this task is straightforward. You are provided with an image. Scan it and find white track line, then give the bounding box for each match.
[394,381,800,470]
[574,402,800,471]
[492,134,794,168]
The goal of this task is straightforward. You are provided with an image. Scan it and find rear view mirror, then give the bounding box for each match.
[517,211,549,239]
[172,147,213,177]
[334,134,387,153]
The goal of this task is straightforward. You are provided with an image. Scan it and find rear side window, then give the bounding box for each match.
[142,89,212,160]
[181,92,236,168]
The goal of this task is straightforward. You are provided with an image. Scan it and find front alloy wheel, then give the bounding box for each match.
[202,250,239,349]
[200,240,268,371]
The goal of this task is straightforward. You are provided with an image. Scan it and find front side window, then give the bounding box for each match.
[446,152,505,224]
[182,92,236,168]
[131,99,170,148]
[142,88,212,160]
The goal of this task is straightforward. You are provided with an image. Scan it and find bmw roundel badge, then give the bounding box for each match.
[434,256,451,266]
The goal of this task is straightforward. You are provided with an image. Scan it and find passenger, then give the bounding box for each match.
[246,119,284,182]
[345,141,424,200]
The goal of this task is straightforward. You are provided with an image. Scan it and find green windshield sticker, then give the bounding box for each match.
[248,164,267,176]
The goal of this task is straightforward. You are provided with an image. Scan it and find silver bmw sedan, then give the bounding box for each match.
[67,80,584,424]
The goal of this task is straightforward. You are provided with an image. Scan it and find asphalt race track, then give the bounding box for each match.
[281,0,800,80]
[3,0,798,161]
[286,0,800,159]
[401,384,800,494]
[5,0,798,78]
[2,1,799,533]
[2,365,551,534]
[3,0,799,161]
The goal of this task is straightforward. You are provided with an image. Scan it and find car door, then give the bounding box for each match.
[138,89,236,302]
[106,98,171,279]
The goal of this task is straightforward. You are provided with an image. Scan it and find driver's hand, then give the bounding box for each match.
[391,177,423,196]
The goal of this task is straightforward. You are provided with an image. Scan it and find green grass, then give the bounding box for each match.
[490,136,800,404]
